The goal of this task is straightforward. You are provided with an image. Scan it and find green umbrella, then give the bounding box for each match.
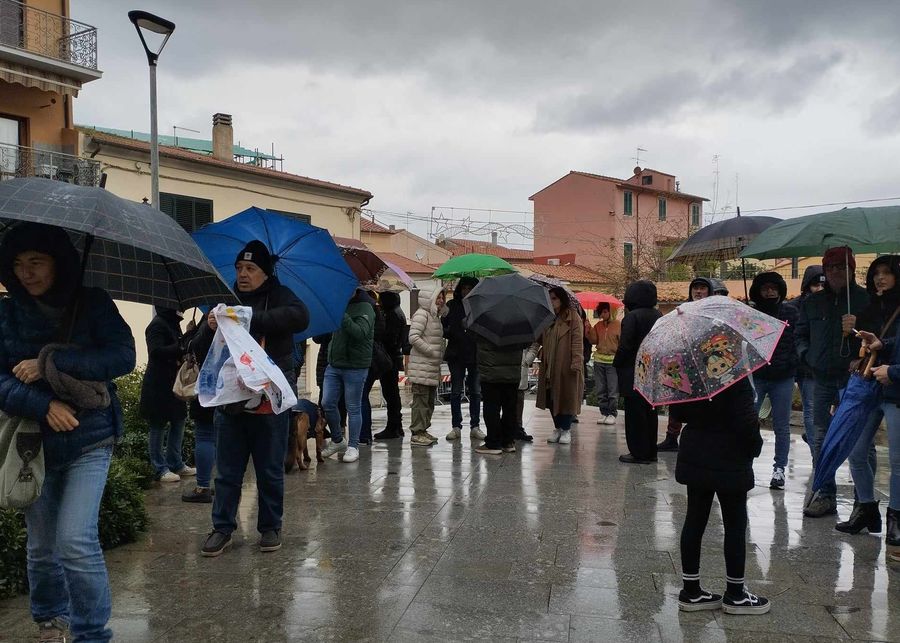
[739,206,900,260]
[432,253,517,279]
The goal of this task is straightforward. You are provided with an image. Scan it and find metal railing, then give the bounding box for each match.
[0,142,101,186]
[0,0,98,70]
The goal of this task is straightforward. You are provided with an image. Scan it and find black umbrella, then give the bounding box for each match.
[0,177,236,309]
[463,273,555,346]
[666,215,781,264]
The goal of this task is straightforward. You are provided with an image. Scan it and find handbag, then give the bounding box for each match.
[0,410,44,509]
[172,310,201,401]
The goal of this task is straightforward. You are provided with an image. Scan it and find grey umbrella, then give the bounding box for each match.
[463,273,555,346]
[0,177,236,309]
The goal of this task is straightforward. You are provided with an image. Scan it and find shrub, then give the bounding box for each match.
[0,509,27,600]
[98,457,150,549]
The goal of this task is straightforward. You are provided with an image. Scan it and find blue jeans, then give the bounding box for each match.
[593,362,618,417]
[754,377,794,470]
[25,446,113,642]
[449,361,481,429]
[359,371,376,444]
[848,406,883,504]
[212,410,290,534]
[193,421,216,488]
[322,365,368,448]
[798,376,816,458]
[812,375,847,497]
[148,417,186,477]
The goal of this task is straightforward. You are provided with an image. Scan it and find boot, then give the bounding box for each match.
[887,507,900,547]
[657,434,679,452]
[835,501,881,534]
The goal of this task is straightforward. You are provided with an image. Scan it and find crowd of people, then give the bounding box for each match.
[2,225,899,640]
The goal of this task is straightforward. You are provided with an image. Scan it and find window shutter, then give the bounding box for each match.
[193,199,213,231]
[159,193,214,233]
[174,198,194,231]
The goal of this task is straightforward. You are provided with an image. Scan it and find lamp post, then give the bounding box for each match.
[127,10,175,210]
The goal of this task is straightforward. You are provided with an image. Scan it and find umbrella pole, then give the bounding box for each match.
[846,252,851,316]
[741,258,749,302]
[66,234,94,342]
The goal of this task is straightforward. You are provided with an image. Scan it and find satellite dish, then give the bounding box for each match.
[415,249,425,261]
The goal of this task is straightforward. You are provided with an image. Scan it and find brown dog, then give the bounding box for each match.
[285,401,326,472]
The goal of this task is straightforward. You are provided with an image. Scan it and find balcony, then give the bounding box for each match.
[0,142,101,186]
[0,0,100,82]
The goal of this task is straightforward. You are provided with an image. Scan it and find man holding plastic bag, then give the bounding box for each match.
[194,241,309,557]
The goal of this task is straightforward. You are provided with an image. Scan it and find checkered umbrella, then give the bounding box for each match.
[0,177,236,309]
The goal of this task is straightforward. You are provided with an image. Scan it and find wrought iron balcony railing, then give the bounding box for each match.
[0,0,98,70]
[0,142,101,186]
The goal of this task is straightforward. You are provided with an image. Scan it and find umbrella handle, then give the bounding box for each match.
[858,349,879,379]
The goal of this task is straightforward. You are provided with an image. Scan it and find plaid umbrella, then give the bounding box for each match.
[0,177,236,309]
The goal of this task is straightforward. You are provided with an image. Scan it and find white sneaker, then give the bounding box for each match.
[470,427,486,440]
[559,430,572,444]
[604,415,617,425]
[547,430,562,443]
[176,466,197,477]
[159,471,180,483]
[341,447,359,463]
[321,440,348,459]
[597,415,607,425]
[446,427,461,441]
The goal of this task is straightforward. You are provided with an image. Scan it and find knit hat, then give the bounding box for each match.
[822,246,856,272]
[235,240,274,276]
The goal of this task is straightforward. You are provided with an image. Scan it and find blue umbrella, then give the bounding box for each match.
[192,207,358,340]
[812,373,882,492]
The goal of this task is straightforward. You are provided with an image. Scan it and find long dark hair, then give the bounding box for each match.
[549,286,571,312]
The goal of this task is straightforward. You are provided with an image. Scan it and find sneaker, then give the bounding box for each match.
[597,415,608,425]
[474,444,503,455]
[619,453,655,464]
[446,427,462,441]
[547,429,562,443]
[470,427,486,440]
[770,467,785,490]
[374,428,403,440]
[722,588,770,615]
[259,530,282,552]
[604,415,617,425]
[678,589,723,612]
[159,470,180,483]
[657,435,679,452]
[502,443,516,453]
[514,429,534,442]
[423,432,440,444]
[411,433,435,447]
[175,465,197,477]
[559,430,572,444]
[342,447,359,463]
[321,440,348,459]
[38,618,67,643]
[201,530,232,557]
[182,487,213,503]
[804,492,838,517]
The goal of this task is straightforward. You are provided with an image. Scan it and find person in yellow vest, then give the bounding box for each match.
[586,303,621,425]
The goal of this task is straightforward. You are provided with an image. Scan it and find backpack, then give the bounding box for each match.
[0,410,43,509]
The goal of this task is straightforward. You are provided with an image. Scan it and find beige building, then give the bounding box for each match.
[360,217,451,267]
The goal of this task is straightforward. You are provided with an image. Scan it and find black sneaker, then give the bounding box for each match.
[201,530,232,557]
[678,589,723,612]
[259,530,282,552]
[182,487,214,503]
[723,588,770,615]
[769,467,785,490]
[514,430,534,442]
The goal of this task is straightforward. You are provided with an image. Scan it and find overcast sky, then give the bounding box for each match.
[75,0,900,247]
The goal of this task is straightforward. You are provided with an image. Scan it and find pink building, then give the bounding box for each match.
[530,167,708,276]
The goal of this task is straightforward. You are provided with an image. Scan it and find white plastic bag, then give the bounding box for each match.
[197,305,298,414]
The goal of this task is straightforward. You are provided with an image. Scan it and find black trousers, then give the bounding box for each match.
[482,382,518,449]
[624,395,658,460]
[680,487,748,585]
[380,368,403,431]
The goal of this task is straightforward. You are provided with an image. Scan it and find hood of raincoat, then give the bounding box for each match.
[624,280,657,311]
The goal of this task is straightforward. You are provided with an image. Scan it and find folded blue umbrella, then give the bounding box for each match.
[192,207,358,341]
[812,373,882,492]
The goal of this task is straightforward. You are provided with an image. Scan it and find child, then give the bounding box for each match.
[671,378,770,614]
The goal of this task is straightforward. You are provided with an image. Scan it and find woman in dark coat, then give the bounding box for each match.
[182,321,217,504]
[671,378,769,615]
[0,222,136,642]
[140,307,192,482]
[374,291,406,440]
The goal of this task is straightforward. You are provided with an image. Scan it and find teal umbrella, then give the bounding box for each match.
[433,253,516,279]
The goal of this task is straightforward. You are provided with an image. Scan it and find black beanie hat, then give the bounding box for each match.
[235,240,274,276]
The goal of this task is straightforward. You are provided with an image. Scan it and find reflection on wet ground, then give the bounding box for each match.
[1,401,898,641]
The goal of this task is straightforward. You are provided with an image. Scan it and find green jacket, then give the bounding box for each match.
[795,282,868,380]
[476,338,525,384]
[328,300,375,369]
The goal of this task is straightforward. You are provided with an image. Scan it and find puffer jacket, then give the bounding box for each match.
[613,280,662,396]
[408,287,446,386]
[328,291,375,369]
[788,265,825,379]
[749,272,798,381]
[476,338,525,384]
[795,280,868,380]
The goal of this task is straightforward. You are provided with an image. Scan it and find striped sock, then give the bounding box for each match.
[682,572,701,594]
[726,575,744,597]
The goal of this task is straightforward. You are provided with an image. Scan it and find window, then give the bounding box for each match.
[791,257,799,280]
[691,203,701,227]
[658,197,667,221]
[624,242,633,267]
[623,191,633,216]
[641,175,653,185]
[159,193,214,233]
[267,209,312,225]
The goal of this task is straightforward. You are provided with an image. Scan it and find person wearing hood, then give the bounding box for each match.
[197,240,310,557]
[139,307,194,483]
[374,291,407,440]
[586,303,621,425]
[843,255,900,542]
[0,222,136,642]
[359,291,389,445]
[408,286,447,446]
[790,265,826,458]
[614,280,662,463]
[658,277,716,452]
[749,272,799,490]
[320,289,375,462]
[795,247,869,518]
[442,277,485,442]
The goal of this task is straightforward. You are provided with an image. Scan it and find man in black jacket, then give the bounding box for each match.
[749,272,798,490]
[198,240,309,557]
[374,292,406,440]
[789,265,825,458]
[442,277,485,441]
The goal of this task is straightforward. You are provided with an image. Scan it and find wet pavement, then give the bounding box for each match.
[2,399,898,642]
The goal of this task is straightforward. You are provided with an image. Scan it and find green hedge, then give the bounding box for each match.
[0,369,166,600]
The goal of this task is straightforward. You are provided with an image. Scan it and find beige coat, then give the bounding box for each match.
[407,286,446,387]
[531,308,584,416]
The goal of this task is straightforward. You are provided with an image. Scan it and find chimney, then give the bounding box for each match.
[389,224,396,231]
[491,231,498,246]
[212,113,233,162]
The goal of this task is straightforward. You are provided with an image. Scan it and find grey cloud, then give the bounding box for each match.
[865,87,900,135]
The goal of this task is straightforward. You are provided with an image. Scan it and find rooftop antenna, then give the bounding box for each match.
[172,125,199,147]
[712,154,721,220]
[633,146,647,166]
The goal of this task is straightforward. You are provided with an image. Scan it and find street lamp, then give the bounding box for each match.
[127,10,175,210]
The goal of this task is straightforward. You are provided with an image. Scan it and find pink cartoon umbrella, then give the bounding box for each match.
[633,296,786,407]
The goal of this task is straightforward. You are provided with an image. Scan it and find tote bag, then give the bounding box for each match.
[0,411,43,509]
